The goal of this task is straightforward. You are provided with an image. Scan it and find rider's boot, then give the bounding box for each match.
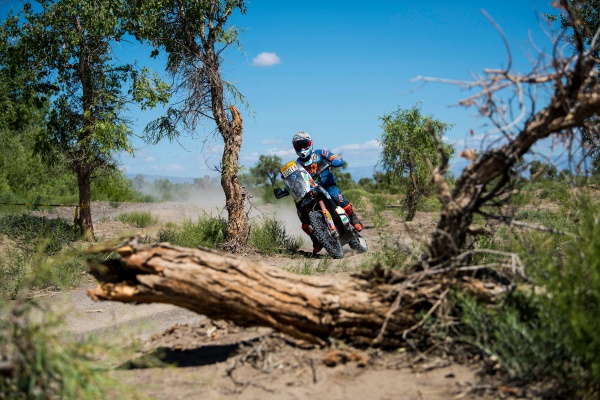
[302,223,323,254]
[343,203,364,231]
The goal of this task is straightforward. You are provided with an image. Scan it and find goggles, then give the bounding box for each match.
[293,140,312,151]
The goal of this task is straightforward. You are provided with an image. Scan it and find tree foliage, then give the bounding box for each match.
[378,103,454,221]
[331,159,355,190]
[2,0,169,238]
[529,160,559,181]
[249,154,282,187]
[127,0,250,251]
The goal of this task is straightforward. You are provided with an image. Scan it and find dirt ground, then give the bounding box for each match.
[37,200,500,400]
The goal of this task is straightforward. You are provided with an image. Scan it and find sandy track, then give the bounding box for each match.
[35,200,490,399]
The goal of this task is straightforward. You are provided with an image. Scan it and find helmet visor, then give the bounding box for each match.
[293,139,312,151]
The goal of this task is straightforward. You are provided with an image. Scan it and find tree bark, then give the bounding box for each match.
[86,236,496,348]
[75,14,95,241]
[204,37,248,251]
[220,105,247,251]
[405,169,418,222]
[76,166,94,240]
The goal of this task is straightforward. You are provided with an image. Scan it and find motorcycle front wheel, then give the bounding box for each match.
[309,211,344,259]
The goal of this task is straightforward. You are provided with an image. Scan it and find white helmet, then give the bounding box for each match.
[292,132,313,159]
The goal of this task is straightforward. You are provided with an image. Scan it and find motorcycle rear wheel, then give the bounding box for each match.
[309,211,344,259]
[349,233,368,253]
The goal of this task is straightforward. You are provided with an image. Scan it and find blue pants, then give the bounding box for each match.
[324,185,349,207]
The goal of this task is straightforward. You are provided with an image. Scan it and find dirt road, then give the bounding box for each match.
[40,200,490,399]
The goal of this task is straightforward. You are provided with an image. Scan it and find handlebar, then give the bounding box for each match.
[273,187,289,199]
[314,161,331,178]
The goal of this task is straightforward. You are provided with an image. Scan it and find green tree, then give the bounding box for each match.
[357,177,374,189]
[0,13,45,197]
[378,103,454,221]
[529,160,544,178]
[529,160,559,181]
[127,0,249,251]
[332,160,355,190]
[2,0,169,238]
[249,154,282,187]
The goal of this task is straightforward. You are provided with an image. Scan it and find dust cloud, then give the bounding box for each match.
[131,176,308,241]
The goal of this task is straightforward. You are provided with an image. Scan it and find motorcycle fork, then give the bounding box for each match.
[318,199,339,238]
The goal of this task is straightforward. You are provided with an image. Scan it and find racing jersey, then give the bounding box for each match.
[296,149,344,188]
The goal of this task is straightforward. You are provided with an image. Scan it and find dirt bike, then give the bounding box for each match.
[273,160,368,259]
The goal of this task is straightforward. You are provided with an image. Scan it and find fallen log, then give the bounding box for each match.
[86,236,498,348]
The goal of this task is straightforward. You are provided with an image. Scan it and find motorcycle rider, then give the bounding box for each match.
[292,131,364,254]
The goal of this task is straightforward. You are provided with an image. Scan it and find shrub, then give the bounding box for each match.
[0,214,76,255]
[0,293,134,399]
[249,216,302,254]
[533,195,600,389]
[156,214,226,249]
[0,246,89,299]
[116,211,158,228]
[367,193,392,212]
[455,194,600,397]
[538,180,572,203]
[416,195,440,212]
[456,291,569,381]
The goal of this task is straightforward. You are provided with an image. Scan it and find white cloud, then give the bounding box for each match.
[332,139,381,153]
[270,148,296,159]
[332,139,382,168]
[252,52,281,67]
[144,156,156,162]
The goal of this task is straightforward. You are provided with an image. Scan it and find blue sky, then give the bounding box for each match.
[2,0,562,180]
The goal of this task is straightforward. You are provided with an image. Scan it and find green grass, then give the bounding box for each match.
[116,211,158,228]
[283,258,316,275]
[283,257,352,275]
[416,195,441,212]
[368,193,393,212]
[509,190,535,207]
[343,188,369,210]
[156,214,227,248]
[0,213,76,255]
[0,213,88,298]
[0,245,89,299]
[249,216,303,254]
[156,215,303,255]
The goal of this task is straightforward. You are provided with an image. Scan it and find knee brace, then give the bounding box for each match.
[343,203,354,216]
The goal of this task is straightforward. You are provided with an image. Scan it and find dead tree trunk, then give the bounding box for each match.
[86,237,498,347]
[218,104,248,252]
[425,42,600,265]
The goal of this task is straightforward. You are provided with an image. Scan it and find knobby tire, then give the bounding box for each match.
[309,211,343,259]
